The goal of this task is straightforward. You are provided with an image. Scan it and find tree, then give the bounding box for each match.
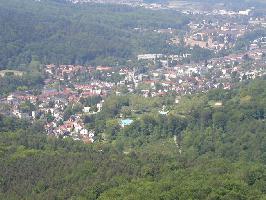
[213,111,226,129]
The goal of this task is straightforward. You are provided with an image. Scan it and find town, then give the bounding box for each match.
[0,0,266,143]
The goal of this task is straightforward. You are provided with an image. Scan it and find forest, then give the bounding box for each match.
[0,78,265,199]
[0,0,189,69]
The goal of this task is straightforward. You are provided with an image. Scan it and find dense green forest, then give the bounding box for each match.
[0,0,189,69]
[0,78,265,199]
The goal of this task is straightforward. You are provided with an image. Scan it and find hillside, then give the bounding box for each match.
[0,78,265,199]
[0,0,188,69]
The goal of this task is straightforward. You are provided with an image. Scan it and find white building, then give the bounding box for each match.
[138,54,163,61]
[239,9,252,16]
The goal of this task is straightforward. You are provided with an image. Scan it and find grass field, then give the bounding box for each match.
[0,70,24,77]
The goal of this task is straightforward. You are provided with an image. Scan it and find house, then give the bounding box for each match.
[7,95,15,102]
[83,107,91,113]
[96,66,113,71]
[159,110,169,115]
[80,129,89,136]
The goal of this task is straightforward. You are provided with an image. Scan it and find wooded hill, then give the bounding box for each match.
[0,78,265,199]
[0,0,189,68]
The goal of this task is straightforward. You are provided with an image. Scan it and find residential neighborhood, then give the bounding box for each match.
[0,0,265,143]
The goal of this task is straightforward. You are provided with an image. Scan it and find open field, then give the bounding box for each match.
[0,70,24,77]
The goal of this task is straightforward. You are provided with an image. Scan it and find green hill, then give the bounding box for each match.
[0,0,189,69]
[0,78,265,199]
